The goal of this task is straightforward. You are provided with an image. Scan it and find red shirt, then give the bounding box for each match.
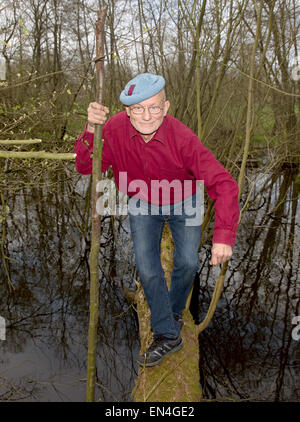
[74,111,240,245]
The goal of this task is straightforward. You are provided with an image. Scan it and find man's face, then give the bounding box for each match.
[125,91,170,139]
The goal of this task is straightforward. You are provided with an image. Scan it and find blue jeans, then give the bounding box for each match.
[128,194,201,339]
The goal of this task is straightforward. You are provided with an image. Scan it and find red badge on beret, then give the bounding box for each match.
[128,84,135,96]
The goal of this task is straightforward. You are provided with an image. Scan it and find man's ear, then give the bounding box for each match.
[164,100,170,116]
[125,106,130,117]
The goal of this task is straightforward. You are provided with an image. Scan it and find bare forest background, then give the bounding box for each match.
[0,0,299,187]
[0,0,299,402]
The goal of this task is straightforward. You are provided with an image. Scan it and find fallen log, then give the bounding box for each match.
[131,223,202,402]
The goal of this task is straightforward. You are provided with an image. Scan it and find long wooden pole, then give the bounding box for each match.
[86,7,107,403]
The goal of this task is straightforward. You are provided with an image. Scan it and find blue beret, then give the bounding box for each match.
[120,73,165,106]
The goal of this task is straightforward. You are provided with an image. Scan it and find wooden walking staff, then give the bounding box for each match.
[86,7,107,403]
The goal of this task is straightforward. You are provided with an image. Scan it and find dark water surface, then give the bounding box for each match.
[0,168,299,402]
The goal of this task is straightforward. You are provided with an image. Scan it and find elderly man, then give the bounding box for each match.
[74,73,239,367]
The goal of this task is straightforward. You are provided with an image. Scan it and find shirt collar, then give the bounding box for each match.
[128,115,168,145]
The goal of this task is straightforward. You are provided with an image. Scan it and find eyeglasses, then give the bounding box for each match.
[129,104,164,115]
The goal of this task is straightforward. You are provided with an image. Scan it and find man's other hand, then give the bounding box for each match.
[210,243,232,266]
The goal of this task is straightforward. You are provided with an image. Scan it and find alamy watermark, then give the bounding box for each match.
[292,316,300,341]
[0,59,6,81]
[0,316,5,341]
[96,172,204,226]
[291,56,300,81]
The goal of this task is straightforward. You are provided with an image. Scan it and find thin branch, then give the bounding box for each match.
[0,151,76,159]
[0,139,42,145]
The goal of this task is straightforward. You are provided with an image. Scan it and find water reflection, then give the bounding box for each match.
[0,167,299,401]
[191,168,300,401]
[0,171,139,401]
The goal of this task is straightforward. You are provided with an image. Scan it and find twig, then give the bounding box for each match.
[0,191,14,291]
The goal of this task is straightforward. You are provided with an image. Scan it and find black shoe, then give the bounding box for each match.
[174,314,184,330]
[137,335,183,367]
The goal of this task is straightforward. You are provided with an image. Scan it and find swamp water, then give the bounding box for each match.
[0,167,299,402]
